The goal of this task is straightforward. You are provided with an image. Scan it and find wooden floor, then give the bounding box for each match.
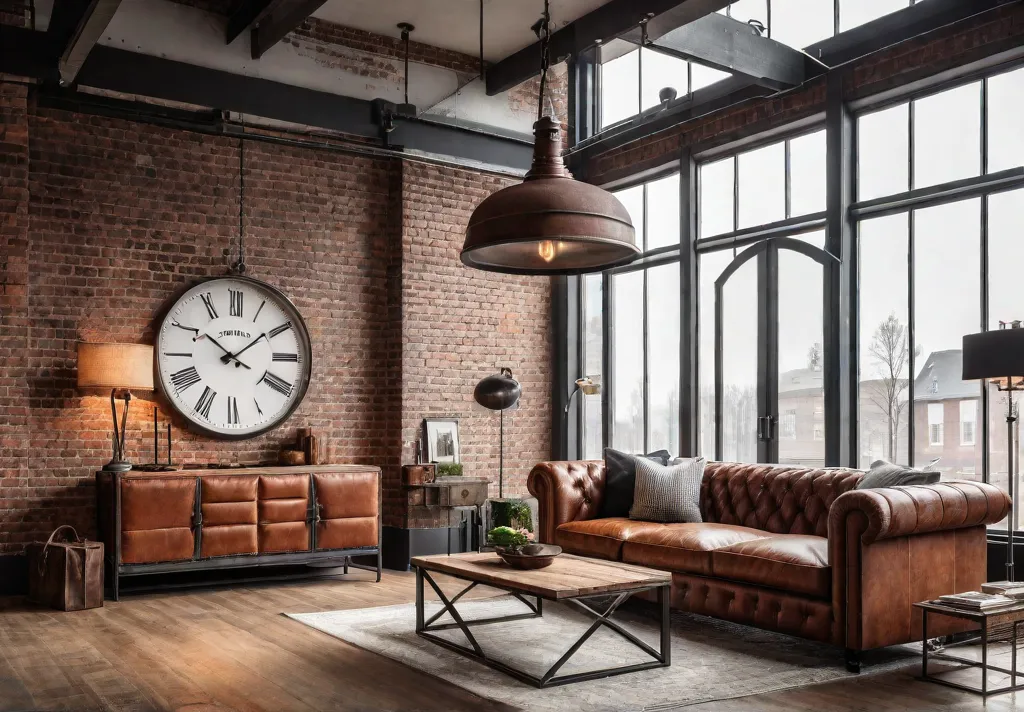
[0,570,1021,712]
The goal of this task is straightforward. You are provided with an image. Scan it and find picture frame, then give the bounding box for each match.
[423,418,460,464]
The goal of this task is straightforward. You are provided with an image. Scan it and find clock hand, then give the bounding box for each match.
[198,334,252,370]
[220,333,267,364]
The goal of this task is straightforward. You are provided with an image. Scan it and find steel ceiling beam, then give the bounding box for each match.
[485,0,730,96]
[225,0,280,45]
[649,13,826,91]
[48,0,123,85]
[250,0,329,59]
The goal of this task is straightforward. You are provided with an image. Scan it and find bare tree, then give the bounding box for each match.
[867,313,917,462]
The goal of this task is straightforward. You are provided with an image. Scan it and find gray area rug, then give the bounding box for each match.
[286,597,920,711]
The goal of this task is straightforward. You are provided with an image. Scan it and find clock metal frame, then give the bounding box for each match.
[155,275,313,441]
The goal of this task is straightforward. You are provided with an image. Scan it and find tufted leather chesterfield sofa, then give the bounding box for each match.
[528,460,1010,670]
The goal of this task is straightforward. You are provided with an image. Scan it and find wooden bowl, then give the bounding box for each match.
[495,544,562,570]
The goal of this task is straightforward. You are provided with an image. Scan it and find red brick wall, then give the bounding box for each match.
[0,88,552,551]
[398,161,552,527]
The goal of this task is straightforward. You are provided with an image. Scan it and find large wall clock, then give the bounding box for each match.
[155,276,313,440]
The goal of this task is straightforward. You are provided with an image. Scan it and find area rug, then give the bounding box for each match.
[286,597,920,711]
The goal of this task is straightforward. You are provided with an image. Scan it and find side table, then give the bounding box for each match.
[915,599,1024,697]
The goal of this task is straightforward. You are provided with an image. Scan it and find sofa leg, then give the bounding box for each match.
[844,648,861,674]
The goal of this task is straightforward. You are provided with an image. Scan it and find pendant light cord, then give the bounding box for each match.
[234,121,247,275]
[536,0,551,122]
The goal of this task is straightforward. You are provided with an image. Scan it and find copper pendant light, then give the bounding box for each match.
[460,2,639,276]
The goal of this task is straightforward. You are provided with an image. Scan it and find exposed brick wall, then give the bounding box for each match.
[0,86,551,550]
[587,3,1024,185]
[398,162,552,527]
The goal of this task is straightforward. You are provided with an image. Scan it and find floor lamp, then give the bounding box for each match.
[474,368,521,499]
[963,322,1024,582]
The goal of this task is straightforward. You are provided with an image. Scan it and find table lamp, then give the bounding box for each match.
[77,342,154,472]
[963,321,1024,581]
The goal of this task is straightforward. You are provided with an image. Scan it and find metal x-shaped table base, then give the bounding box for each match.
[414,567,671,688]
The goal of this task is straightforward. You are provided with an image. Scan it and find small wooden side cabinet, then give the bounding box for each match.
[96,465,381,599]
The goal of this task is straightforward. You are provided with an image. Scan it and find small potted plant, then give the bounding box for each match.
[487,526,559,569]
[487,525,530,554]
[435,463,463,478]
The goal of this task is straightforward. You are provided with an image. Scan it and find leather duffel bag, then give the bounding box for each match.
[26,525,104,611]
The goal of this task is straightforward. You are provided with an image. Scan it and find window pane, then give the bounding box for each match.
[738,141,785,229]
[913,199,982,480]
[987,67,1024,173]
[611,271,645,452]
[699,157,734,238]
[988,189,1024,525]
[721,255,759,463]
[642,49,688,111]
[699,250,732,457]
[691,62,732,91]
[614,185,645,248]
[647,263,680,454]
[778,236,825,467]
[858,103,909,201]
[913,83,982,189]
[771,0,834,49]
[789,130,826,217]
[858,213,910,468]
[646,173,680,249]
[601,50,638,129]
[582,274,604,459]
[840,0,909,33]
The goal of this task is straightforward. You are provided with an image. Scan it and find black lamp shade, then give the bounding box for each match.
[963,328,1024,381]
[474,369,521,411]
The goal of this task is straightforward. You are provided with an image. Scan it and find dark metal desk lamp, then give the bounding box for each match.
[963,321,1024,581]
[474,368,521,499]
[77,342,154,472]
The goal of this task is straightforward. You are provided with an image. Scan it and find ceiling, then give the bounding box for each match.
[311,0,613,62]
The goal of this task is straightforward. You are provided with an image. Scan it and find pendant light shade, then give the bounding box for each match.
[461,117,639,275]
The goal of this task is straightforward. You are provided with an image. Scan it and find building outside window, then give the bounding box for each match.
[927,403,944,447]
[961,399,977,447]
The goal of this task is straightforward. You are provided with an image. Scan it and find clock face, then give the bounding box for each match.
[156,276,312,439]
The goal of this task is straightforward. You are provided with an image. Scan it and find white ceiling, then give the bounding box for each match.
[311,0,613,62]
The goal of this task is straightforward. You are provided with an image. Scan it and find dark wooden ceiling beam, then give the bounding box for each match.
[226,0,280,45]
[485,0,731,95]
[250,0,330,59]
[649,13,826,92]
[48,0,123,85]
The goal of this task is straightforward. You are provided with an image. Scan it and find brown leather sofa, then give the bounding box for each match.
[528,460,1010,670]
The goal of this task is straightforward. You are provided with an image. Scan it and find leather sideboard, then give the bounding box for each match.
[96,465,381,598]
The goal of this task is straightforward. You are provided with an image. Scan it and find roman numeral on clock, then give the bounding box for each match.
[195,386,216,419]
[200,292,218,320]
[260,371,293,397]
[170,366,201,392]
[227,396,240,425]
[268,321,292,339]
[229,289,243,318]
[272,352,298,362]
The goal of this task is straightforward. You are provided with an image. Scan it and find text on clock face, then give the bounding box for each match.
[156,278,310,437]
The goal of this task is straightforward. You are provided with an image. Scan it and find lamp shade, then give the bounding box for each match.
[474,368,521,411]
[77,342,154,391]
[461,117,639,275]
[963,327,1024,385]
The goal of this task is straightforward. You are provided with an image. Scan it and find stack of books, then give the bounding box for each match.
[936,590,1022,612]
[982,581,1024,599]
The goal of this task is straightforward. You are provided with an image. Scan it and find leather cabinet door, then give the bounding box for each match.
[201,475,258,558]
[314,471,378,551]
[120,477,197,564]
[258,474,311,554]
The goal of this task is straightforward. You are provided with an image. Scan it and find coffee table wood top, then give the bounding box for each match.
[411,552,671,600]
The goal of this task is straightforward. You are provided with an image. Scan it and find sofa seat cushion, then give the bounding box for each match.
[621,523,770,575]
[711,535,830,599]
[554,518,668,560]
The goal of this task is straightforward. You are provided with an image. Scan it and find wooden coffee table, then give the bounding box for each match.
[411,552,672,688]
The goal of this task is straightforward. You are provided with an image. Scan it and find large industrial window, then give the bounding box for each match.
[607,174,682,455]
[855,65,1024,511]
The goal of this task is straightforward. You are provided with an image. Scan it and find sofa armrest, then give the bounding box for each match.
[828,481,1010,546]
[829,481,1009,651]
[527,461,606,544]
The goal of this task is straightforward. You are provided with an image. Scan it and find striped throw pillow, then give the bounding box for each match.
[629,456,706,523]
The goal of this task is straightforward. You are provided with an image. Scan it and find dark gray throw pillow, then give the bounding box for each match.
[855,459,940,489]
[599,448,670,518]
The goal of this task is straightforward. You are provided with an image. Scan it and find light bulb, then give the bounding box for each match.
[538,240,556,262]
